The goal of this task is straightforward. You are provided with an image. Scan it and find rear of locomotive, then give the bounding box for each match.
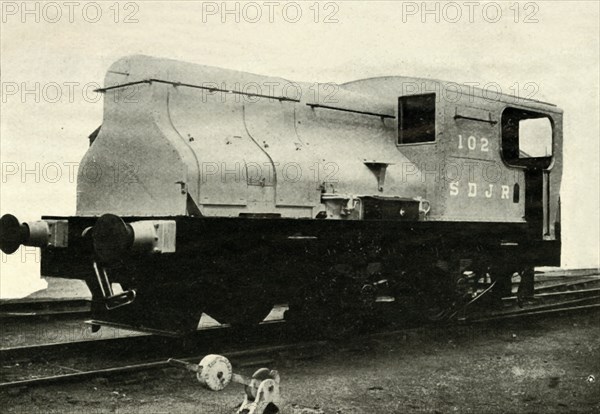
[0,56,562,334]
[333,76,563,320]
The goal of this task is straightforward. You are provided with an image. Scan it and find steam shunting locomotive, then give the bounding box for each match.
[0,56,562,335]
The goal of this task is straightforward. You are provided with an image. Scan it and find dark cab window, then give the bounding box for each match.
[502,108,553,168]
[398,93,436,144]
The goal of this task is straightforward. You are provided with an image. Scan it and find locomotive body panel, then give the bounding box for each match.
[243,100,319,208]
[440,97,526,223]
[76,83,190,216]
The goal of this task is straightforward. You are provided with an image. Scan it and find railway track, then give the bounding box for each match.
[2,299,599,391]
[0,298,91,321]
[2,270,599,391]
[466,288,600,322]
[3,305,598,392]
[504,282,600,306]
[0,320,313,390]
[448,271,600,321]
[0,340,328,391]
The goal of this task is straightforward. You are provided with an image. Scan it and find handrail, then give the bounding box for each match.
[95,78,301,103]
[306,103,395,119]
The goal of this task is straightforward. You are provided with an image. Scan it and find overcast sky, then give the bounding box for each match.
[1,1,598,297]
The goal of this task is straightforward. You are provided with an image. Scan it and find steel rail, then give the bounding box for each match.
[531,277,600,293]
[503,287,600,302]
[534,268,599,278]
[0,340,327,391]
[0,298,91,321]
[468,303,600,323]
[2,299,599,390]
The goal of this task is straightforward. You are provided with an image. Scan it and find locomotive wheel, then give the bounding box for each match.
[392,264,460,323]
[285,260,386,339]
[86,274,205,334]
[286,288,372,339]
[285,298,369,340]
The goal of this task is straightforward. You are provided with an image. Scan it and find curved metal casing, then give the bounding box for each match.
[76,55,426,220]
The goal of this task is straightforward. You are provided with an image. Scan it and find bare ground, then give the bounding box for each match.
[2,310,599,414]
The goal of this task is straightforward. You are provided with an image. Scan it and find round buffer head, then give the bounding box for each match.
[0,214,28,254]
[92,214,134,263]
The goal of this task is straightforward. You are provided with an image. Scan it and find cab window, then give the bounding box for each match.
[502,108,553,167]
[398,93,436,144]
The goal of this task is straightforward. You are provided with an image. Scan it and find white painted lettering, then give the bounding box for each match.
[450,181,459,196]
[468,182,477,197]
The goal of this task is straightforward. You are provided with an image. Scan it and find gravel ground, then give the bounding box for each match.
[2,310,599,414]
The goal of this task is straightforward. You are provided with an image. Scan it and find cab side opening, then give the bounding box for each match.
[501,108,554,235]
